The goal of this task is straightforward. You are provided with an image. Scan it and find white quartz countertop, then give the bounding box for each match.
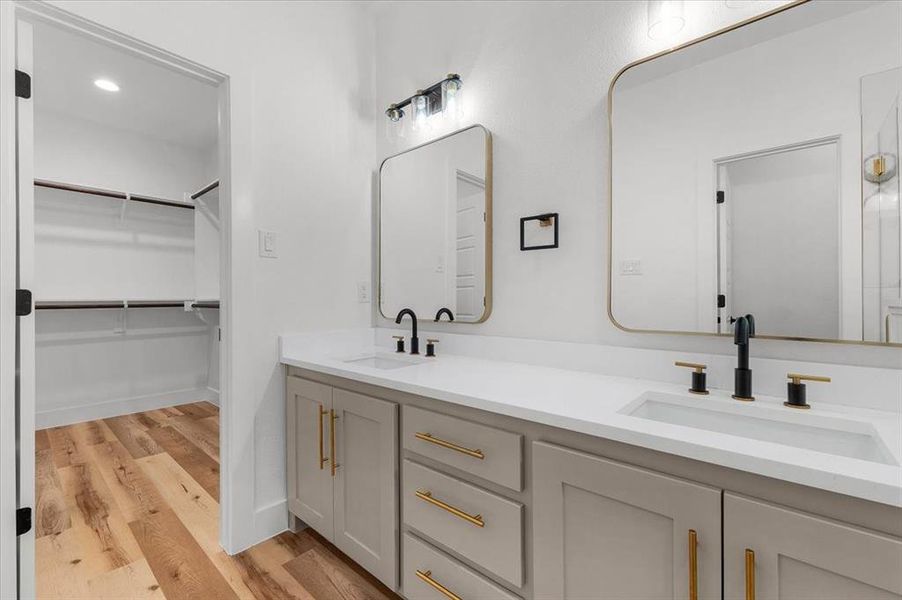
[280,329,902,507]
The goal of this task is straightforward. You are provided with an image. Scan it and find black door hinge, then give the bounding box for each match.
[16,507,31,536]
[16,289,32,316]
[717,294,726,308]
[716,191,725,204]
[15,70,31,99]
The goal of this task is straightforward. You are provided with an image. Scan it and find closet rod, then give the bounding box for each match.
[191,301,220,309]
[190,179,219,200]
[36,301,186,310]
[34,179,195,210]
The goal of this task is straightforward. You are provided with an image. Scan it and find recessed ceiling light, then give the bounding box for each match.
[94,79,120,92]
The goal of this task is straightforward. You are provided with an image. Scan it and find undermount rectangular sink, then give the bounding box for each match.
[622,392,897,466]
[343,354,421,370]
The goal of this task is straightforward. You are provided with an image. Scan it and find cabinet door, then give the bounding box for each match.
[332,389,399,590]
[286,377,334,539]
[533,442,721,600]
[724,493,902,600]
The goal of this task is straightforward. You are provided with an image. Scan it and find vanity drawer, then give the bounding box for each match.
[403,532,520,600]
[403,405,523,491]
[403,459,524,588]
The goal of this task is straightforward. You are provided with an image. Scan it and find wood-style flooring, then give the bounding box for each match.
[35,402,400,600]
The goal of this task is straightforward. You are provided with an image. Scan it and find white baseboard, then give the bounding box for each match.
[36,387,218,429]
[204,386,221,406]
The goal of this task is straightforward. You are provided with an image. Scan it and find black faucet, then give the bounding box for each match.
[434,307,454,322]
[395,308,419,355]
[733,314,755,401]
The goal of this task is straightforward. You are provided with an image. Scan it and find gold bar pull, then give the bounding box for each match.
[745,549,755,600]
[415,432,485,460]
[318,405,328,469]
[688,530,698,600]
[415,570,462,600]
[415,490,484,528]
[330,409,340,477]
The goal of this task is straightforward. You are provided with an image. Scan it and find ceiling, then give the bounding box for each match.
[34,21,218,150]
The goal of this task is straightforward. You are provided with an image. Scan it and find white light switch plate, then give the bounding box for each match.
[258,230,278,258]
[620,259,642,276]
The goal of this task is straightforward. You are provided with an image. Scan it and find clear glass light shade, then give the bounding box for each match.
[441,77,464,123]
[411,93,430,132]
[647,0,685,40]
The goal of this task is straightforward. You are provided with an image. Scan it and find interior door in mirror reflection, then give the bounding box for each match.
[379,125,492,323]
[609,0,901,345]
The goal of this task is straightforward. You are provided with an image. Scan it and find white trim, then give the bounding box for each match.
[35,388,218,430]
[247,500,291,553]
[13,0,237,556]
[0,1,20,595]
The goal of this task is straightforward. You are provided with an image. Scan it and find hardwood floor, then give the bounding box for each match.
[36,403,401,600]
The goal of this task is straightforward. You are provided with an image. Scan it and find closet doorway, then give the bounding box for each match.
[3,6,231,597]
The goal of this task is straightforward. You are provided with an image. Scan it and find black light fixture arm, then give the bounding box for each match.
[386,73,461,119]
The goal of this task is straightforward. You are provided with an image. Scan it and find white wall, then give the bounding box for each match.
[373,0,901,370]
[41,0,376,552]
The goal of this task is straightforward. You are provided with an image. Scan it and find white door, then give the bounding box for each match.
[454,171,486,320]
[0,11,36,598]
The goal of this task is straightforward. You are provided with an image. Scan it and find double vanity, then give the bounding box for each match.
[283,2,902,598]
[280,329,902,600]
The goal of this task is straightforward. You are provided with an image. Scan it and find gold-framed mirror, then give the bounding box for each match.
[609,0,902,346]
[379,124,492,323]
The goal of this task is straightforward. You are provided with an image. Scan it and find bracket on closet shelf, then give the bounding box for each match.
[190,180,220,229]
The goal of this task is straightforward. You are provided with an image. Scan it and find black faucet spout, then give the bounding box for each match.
[733,314,756,401]
[434,307,454,322]
[395,308,419,354]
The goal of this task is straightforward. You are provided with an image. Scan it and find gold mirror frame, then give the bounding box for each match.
[378,124,493,323]
[606,0,901,348]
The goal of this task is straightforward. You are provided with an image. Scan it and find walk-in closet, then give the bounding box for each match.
[28,17,227,597]
[33,21,220,427]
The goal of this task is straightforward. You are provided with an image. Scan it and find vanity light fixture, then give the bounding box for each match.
[384,73,464,132]
[411,91,430,132]
[647,0,685,40]
[93,78,120,92]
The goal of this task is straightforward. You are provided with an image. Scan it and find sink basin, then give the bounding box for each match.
[622,392,897,465]
[343,354,420,370]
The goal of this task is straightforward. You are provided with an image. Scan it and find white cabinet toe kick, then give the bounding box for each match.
[286,367,902,600]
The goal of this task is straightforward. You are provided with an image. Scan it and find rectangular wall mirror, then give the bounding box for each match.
[610,0,901,346]
[380,124,492,323]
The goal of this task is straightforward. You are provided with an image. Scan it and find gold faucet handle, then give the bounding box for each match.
[675,361,707,374]
[426,339,439,344]
[392,335,405,340]
[787,373,831,385]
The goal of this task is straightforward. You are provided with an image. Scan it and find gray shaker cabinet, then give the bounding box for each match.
[286,376,398,590]
[724,493,902,600]
[532,441,722,600]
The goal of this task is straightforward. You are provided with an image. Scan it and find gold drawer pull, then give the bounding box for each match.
[415,432,485,460]
[688,530,698,600]
[330,409,340,477]
[745,549,755,600]
[416,569,462,600]
[318,405,328,469]
[415,490,485,528]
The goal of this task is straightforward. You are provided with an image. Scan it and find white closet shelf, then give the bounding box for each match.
[35,179,195,210]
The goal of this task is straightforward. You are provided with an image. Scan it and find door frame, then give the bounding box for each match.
[713,135,843,335]
[0,3,235,593]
